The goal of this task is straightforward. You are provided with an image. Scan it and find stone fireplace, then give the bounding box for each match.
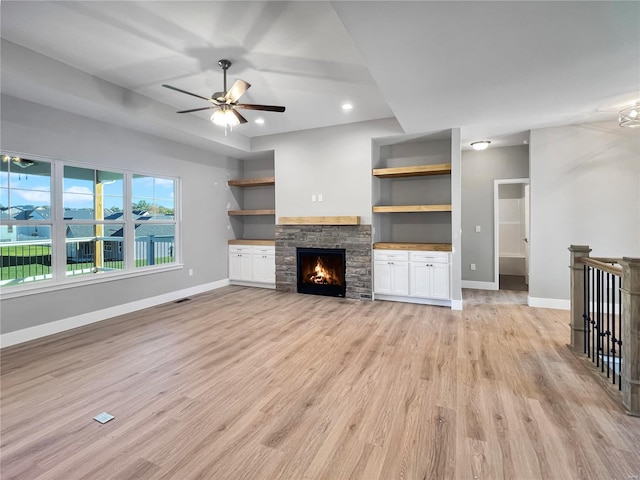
[275,221,372,300]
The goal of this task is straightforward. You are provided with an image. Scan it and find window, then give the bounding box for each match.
[132,175,176,267]
[64,166,125,277]
[1,155,52,285]
[0,153,180,291]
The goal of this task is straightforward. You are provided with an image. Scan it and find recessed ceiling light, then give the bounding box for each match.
[342,103,353,111]
[255,118,265,124]
[471,140,491,151]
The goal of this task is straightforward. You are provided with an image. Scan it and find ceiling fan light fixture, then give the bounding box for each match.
[471,140,491,151]
[619,101,640,128]
[211,108,240,127]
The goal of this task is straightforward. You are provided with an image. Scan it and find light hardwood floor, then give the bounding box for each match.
[1,287,639,480]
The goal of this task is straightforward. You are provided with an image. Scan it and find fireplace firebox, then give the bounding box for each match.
[297,247,346,298]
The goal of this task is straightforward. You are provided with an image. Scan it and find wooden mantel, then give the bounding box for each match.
[278,216,361,226]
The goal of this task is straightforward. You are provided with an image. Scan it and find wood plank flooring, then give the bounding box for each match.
[2,287,639,480]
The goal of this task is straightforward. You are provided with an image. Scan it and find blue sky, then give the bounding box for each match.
[1,163,174,211]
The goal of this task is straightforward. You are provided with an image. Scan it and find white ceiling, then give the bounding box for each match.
[1,1,638,155]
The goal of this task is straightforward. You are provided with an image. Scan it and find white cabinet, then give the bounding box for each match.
[251,247,275,284]
[430,263,450,299]
[229,245,275,286]
[373,250,409,296]
[374,249,450,306]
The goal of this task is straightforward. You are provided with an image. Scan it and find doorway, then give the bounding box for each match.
[494,179,530,292]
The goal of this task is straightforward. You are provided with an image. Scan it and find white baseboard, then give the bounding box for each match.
[374,293,452,308]
[461,280,499,290]
[230,280,275,289]
[0,279,230,349]
[527,296,570,310]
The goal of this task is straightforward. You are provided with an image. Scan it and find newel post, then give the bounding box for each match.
[569,245,591,351]
[620,257,640,416]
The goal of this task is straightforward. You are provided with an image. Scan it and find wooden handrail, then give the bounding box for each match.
[592,257,623,265]
[578,257,623,277]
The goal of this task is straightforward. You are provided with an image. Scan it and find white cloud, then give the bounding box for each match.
[12,189,50,204]
[63,186,93,207]
[155,178,174,187]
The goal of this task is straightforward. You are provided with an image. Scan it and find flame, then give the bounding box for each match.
[309,257,334,284]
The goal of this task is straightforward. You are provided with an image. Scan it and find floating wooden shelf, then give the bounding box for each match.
[228,209,276,216]
[374,242,452,252]
[278,216,360,225]
[227,177,275,187]
[228,239,276,246]
[372,163,451,178]
[372,204,452,213]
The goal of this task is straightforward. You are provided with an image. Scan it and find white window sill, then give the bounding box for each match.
[0,264,184,300]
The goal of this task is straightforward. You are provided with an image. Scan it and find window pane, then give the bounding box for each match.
[97,170,123,218]
[132,175,175,219]
[135,224,175,267]
[3,159,52,211]
[0,232,53,286]
[0,188,8,210]
[66,223,125,276]
[64,166,95,215]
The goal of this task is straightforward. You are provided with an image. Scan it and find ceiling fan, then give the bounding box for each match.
[163,59,285,130]
[2,155,35,168]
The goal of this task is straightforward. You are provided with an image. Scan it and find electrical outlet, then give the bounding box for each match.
[470,263,476,271]
[475,225,481,233]
[189,269,193,276]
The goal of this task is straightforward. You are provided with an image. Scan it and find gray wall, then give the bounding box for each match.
[529,121,640,302]
[461,145,529,282]
[1,95,240,334]
[252,118,403,225]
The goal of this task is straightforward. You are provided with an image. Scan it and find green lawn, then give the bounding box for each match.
[1,256,174,282]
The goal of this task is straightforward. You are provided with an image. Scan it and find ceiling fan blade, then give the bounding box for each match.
[176,106,216,114]
[235,103,286,113]
[224,79,251,103]
[163,84,211,101]
[231,109,248,124]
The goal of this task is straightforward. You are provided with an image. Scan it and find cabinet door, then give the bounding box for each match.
[430,263,450,299]
[409,262,430,297]
[229,253,252,281]
[390,262,409,296]
[252,254,275,283]
[374,260,393,294]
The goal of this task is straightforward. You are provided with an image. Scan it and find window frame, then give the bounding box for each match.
[0,151,182,299]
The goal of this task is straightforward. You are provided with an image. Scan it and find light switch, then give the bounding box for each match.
[470,263,476,271]
[311,194,316,202]
[318,194,323,202]
[475,225,481,233]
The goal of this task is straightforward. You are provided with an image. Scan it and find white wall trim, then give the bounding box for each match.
[0,279,230,348]
[451,299,463,311]
[461,280,499,290]
[527,296,570,310]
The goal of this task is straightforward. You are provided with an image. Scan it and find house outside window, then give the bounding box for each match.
[0,153,181,292]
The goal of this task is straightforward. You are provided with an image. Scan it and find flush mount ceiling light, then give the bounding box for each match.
[619,101,640,128]
[471,140,491,151]
[342,103,353,111]
[255,118,265,125]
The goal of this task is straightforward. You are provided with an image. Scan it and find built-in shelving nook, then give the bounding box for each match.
[371,131,454,250]
[371,129,462,309]
[227,150,276,246]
